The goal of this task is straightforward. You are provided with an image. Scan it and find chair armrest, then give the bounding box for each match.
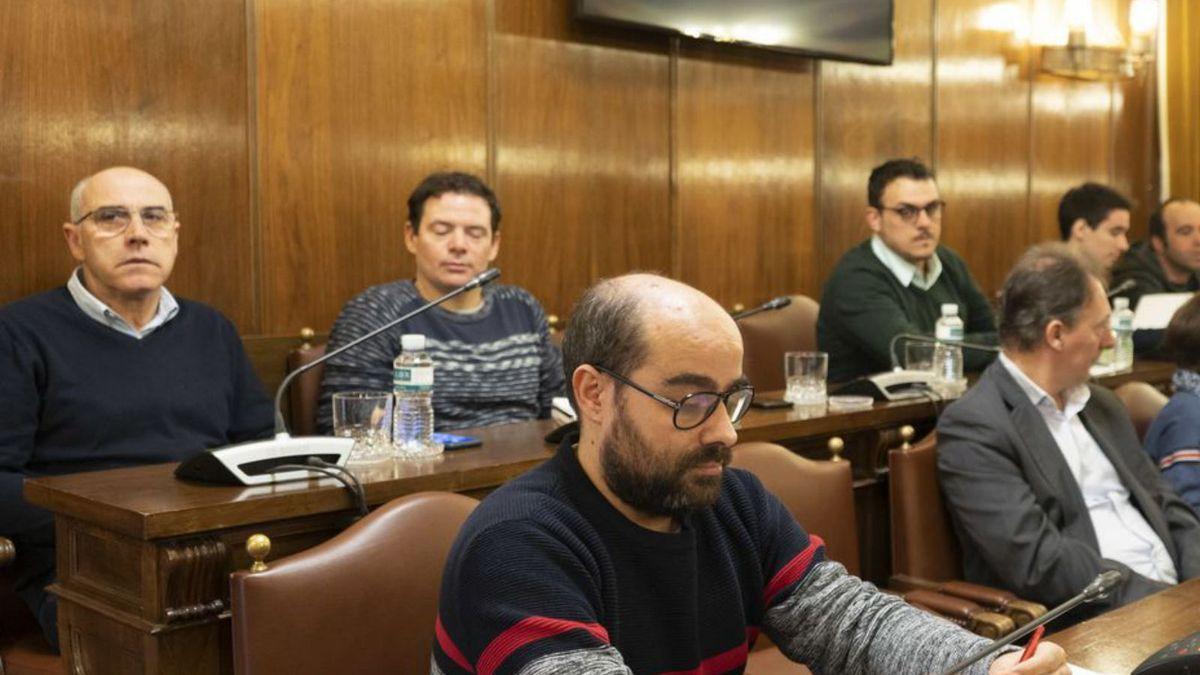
[902,588,1016,639]
[937,581,1046,627]
[0,536,13,568]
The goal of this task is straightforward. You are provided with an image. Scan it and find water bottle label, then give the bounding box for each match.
[394,366,434,391]
[936,325,964,341]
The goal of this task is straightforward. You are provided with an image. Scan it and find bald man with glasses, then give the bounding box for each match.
[431,273,1067,675]
[0,167,273,651]
[818,158,998,383]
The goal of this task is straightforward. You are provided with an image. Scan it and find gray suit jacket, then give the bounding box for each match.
[936,360,1200,612]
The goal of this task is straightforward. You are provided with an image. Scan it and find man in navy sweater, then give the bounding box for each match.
[433,273,1067,675]
[0,167,274,651]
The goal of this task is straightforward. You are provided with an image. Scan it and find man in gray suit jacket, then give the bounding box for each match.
[937,243,1200,617]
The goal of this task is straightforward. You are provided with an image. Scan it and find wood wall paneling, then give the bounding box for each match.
[935,0,1034,296]
[1111,0,1159,240]
[817,0,935,289]
[491,0,671,319]
[0,0,255,330]
[255,0,490,336]
[675,44,817,310]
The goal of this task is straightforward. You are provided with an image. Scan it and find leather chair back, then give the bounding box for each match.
[230,492,477,675]
[286,342,326,436]
[738,296,820,392]
[888,431,963,583]
[731,442,859,576]
[1114,381,1168,443]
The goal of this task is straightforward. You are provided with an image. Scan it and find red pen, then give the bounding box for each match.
[1019,624,1046,663]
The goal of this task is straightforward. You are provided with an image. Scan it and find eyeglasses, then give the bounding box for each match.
[73,206,177,237]
[592,364,755,430]
[878,200,946,224]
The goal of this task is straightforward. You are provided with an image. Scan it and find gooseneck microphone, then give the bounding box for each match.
[272,267,501,435]
[1107,278,1137,299]
[731,296,792,321]
[887,332,1001,371]
[175,269,501,486]
[940,570,1125,674]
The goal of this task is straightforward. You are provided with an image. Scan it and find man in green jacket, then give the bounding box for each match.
[818,158,997,383]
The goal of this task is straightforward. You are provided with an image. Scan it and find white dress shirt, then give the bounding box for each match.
[66,267,179,339]
[870,235,943,290]
[999,354,1178,583]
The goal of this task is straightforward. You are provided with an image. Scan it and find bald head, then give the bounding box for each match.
[561,274,741,407]
[70,167,173,223]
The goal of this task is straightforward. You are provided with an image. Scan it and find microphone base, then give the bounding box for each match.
[175,434,355,486]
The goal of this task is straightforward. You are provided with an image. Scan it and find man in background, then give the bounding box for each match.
[818,158,996,383]
[938,243,1200,619]
[0,167,274,650]
[318,172,563,433]
[1059,182,1132,275]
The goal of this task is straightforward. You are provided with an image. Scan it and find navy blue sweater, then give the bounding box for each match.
[0,287,274,539]
[434,439,823,675]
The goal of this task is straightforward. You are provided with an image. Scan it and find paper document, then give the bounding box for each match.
[1132,292,1195,330]
[1069,663,1114,675]
[551,396,577,425]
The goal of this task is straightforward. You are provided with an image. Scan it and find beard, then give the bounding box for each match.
[599,410,732,522]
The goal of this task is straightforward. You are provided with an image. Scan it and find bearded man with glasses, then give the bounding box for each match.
[818,157,998,383]
[432,273,1066,675]
[0,167,273,651]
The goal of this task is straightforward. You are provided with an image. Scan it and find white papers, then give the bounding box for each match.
[1132,292,1195,330]
[551,396,577,424]
[1069,663,1115,675]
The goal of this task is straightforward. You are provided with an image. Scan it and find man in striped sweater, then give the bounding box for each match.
[432,273,1068,675]
[318,172,563,433]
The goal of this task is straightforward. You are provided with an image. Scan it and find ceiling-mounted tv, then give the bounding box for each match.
[575,0,893,65]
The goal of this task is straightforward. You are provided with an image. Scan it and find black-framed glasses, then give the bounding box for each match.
[592,364,755,430]
[73,206,177,237]
[878,199,945,224]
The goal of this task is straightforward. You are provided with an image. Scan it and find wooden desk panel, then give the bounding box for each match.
[1049,578,1200,674]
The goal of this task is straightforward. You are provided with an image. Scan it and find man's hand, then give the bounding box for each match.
[988,642,1070,675]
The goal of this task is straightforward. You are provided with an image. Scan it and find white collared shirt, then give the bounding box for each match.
[998,353,1178,584]
[870,235,943,290]
[66,267,179,339]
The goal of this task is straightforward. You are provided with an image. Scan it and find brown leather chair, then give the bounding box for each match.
[0,538,65,675]
[738,295,819,392]
[1114,380,1169,442]
[888,429,1046,631]
[230,492,477,675]
[731,443,1010,673]
[286,339,327,436]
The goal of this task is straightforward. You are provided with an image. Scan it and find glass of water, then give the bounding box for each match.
[784,351,828,409]
[904,342,937,373]
[332,391,394,465]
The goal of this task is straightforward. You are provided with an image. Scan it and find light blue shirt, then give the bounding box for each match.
[870,235,943,290]
[998,353,1178,584]
[66,267,179,339]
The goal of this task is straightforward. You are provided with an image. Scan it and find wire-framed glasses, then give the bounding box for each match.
[73,206,177,237]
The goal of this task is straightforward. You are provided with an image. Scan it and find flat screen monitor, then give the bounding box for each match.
[575,0,894,65]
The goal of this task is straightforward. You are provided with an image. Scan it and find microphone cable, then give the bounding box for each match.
[274,457,369,518]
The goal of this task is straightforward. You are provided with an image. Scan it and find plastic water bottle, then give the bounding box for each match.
[933,304,966,398]
[1112,297,1135,372]
[392,334,442,458]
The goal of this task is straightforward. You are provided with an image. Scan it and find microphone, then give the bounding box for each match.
[1107,278,1137,299]
[939,570,1125,674]
[732,296,792,321]
[175,269,502,486]
[888,333,1001,370]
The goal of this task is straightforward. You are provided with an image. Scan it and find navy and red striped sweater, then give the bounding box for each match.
[433,439,823,675]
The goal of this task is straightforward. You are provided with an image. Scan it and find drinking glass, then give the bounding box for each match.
[784,351,828,408]
[332,391,394,465]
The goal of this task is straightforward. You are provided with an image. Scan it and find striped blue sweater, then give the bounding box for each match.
[318,280,564,433]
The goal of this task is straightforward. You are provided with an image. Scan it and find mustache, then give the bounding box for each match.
[682,443,732,469]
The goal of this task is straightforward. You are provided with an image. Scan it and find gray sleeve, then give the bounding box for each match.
[763,561,1001,675]
[431,647,630,675]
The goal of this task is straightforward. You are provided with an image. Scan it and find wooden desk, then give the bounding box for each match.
[24,360,1176,674]
[1049,578,1200,674]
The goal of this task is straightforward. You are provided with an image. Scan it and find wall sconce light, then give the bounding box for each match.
[1039,0,1158,80]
